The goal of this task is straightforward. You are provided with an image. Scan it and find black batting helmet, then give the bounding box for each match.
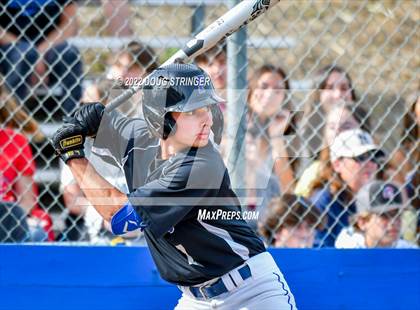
[142,63,224,142]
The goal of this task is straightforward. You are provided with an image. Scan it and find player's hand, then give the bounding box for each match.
[68,102,105,137]
[51,122,86,164]
[268,110,290,138]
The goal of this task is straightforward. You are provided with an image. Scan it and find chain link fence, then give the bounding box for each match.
[0,0,418,247]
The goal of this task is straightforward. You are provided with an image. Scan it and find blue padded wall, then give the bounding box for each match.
[0,245,419,310]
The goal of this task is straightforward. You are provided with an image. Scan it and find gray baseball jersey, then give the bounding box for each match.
[94,111,266,286]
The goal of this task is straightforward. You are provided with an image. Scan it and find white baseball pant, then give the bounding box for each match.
[175,252,297,310]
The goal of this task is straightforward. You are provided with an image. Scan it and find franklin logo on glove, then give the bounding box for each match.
[60,135,83,149]
[51,121,87,163]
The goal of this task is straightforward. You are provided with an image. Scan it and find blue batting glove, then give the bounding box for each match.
[110,202,147,235]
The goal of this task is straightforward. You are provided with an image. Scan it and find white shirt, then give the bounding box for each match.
[335,227,418,249]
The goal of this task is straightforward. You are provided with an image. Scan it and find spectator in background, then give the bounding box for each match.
[106,41,159,117]
[1,84,38,213]
[301,65,357,159]
[0,79,45,142]
[0,121,33,242]
[0,0,82,114]
[195,43,227,101]
[0,201,29,242]
[388,92,419,185]
[0,83,53,241]
[335,180,417,248]
[295,102,370,198]
[107,41,158,83]
[245,65,299,223]
[310,128,384,247]
[389,92,419,244]
[258,194,323,248]
[102,0,133,37]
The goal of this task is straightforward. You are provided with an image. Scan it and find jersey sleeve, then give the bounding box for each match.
[93,110,151,163]
[128,155,223,239]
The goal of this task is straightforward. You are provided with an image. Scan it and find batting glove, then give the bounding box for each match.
[51,122,86,164]
[64,102,105,137]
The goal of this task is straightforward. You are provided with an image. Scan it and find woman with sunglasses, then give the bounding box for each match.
[295,102,370,198]
[308,128,384,247]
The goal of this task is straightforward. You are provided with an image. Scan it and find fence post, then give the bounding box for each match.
[226,0,248,196]
[191,4,205,35]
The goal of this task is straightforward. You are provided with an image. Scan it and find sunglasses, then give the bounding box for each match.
[350,152,374,163]
[378,209,401,220]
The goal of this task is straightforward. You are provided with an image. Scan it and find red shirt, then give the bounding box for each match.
[0,128,35,202]
[0,128,55,241]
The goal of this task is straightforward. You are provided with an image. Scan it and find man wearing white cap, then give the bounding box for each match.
[329,128,385,192]
[335,180,417,248]
[311,128,384,247]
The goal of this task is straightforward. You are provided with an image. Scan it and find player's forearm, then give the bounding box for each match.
[67,158,126,222]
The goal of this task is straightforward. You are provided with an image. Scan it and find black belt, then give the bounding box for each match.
[189,264,252,299]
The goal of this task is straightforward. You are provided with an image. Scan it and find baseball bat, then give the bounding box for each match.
[105,0,281,112]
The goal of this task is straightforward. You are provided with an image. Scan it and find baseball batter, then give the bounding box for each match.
[52,63,297,309]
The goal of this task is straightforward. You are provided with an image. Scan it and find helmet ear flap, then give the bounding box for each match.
[162,113,177,140]
[210,104,224,145]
